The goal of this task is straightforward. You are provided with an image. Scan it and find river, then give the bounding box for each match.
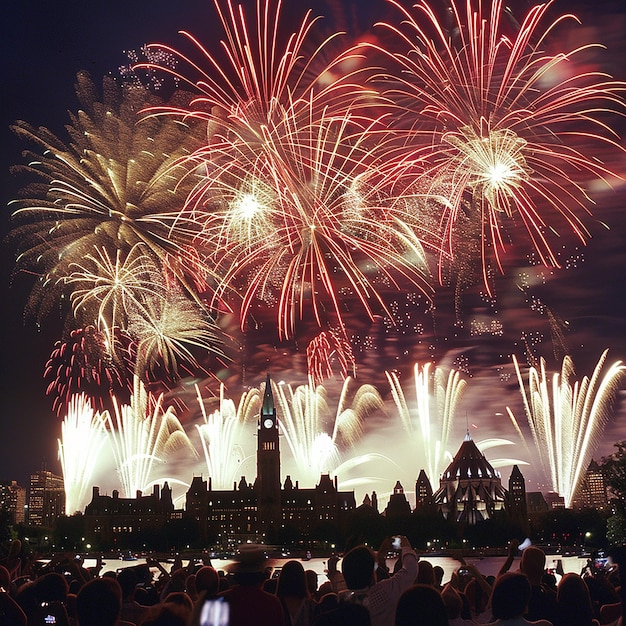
[82,552,591,586]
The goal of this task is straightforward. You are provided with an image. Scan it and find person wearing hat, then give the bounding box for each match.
[217,544,285,626]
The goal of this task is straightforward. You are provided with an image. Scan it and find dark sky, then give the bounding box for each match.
[1,0,626,502]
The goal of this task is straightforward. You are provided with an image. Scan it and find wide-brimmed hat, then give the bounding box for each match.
[226,544,271,574]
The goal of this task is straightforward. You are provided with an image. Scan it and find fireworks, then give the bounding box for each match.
[58,394,109,514]
[102,378,197,498]
[512,350,626,507]
[387,362,467,486]
[167,93,432,339]
[127,286,226,382]
[375,0,626,292]
[67,245,164,331]
[44,326,130,416]
[306,329,356,386]
[273,376,384,484]
[8,71,207,325]
[195,383,261,489]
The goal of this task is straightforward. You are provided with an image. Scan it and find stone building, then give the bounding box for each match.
[185,374,356,545]
[433,433,507,523]
[83,483,174,548]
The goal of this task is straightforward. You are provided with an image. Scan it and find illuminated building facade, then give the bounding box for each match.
[433,433,507,524]
[28,470,65,527]
[83,483,174,548]
[574,460,608,510]
[185,374,356,545]
[0,480,26,524]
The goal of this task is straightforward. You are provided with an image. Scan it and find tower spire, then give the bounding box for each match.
[262,372,275,416]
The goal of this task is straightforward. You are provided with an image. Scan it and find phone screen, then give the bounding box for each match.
[201,597,229,626]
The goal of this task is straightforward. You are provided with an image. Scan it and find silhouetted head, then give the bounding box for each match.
[342,545,375,590]
[490,572,531,619]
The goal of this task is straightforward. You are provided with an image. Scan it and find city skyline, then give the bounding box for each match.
[2,0,626,510]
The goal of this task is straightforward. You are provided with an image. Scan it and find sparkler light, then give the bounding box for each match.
[58,394,109,514]
[375,0,626,292]
[194,383,261,489]
[512,350,626,507]
[273,376,384,484]
[387,362,467,486]
[102,378,197,498]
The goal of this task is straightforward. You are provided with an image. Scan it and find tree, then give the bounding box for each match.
[600,441,626,502]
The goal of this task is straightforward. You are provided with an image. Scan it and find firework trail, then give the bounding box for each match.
[512,349,625,507]
[66,245,164,331]
[194,101,434,339]
[194,383,261,489]
[273,376,384,484]
[102,377,197,497]
[375,0,626,293]
[127,286,226,382]
[58,394,109,514]
[44,325,131,417]
[387,362,467,486]
[139,0,373,141]
[8,71,208,325]
[306,329,356,386]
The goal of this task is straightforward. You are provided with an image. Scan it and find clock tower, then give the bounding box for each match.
[257,373,281,536]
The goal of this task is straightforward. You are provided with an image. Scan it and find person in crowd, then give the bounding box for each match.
[0,564,27,626]
[486,572,552,626]
[76,577,124,626]
[195,565,220,604]
[305,569,320,600]
[394,583,449,626]
[434,565,445,591]
[276,559,316,626]
[554,572,600,626]
[329,535,419,626]
[117,565,151,626]
[519,546,558,624]
[217,543,285,626]
[442,583,478,625]
[416,559,435,586]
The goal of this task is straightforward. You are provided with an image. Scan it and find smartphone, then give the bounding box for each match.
[458,567,471,578]
[201,597,229,626]
[44,616,57,625]
[392,536,401,550]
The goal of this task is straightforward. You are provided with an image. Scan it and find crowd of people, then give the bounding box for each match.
[2,537,626,626]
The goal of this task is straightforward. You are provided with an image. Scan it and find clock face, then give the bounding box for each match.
[263,418,274,429]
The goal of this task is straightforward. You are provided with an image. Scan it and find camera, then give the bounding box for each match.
[392,536,401,550]
[44,616,57,625]
[200,597,229,626]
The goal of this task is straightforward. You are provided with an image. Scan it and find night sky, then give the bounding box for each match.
[2,0,626,508]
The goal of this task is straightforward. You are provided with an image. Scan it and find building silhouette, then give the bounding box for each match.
[0,480,26,524]
[256,373,282,534]
[185,375,356,545]
[415,469,434,509]
[84,484,174,548]
[574,460,608,510]
[433,433,507,524]
[28,469,65,527]
[384,481,412,520]
[508,464,528,520]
